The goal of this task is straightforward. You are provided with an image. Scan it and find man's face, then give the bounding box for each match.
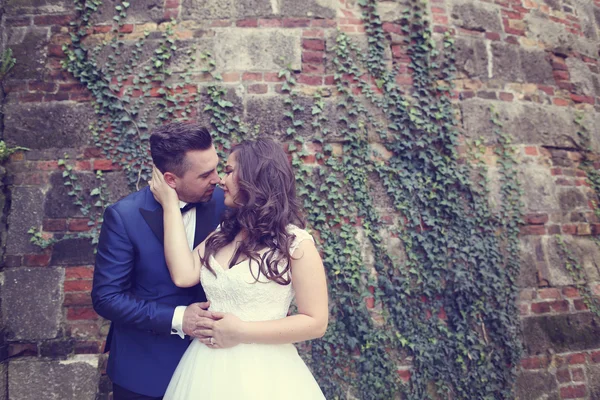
[172,146,220,203]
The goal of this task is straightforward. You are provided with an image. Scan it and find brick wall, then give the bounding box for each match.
[2,0,600,399]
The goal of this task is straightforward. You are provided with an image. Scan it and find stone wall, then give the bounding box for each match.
[2,0,600,399]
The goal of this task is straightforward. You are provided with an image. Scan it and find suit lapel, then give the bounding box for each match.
[194,199,216,248]
[139,187,165,245]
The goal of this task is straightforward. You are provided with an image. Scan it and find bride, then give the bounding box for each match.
[149,138,328,399]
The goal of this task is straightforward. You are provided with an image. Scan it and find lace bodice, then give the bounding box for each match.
[201,225,313,322]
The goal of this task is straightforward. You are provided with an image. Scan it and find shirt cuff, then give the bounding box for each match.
[171,305,187,339]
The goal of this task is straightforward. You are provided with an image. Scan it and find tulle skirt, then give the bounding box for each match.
[164,339,326,399]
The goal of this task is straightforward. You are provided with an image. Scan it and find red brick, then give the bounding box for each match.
[59,82,88,93]
[44,219,67,232]
[571,93,596,104]
[538,288,561,299]
[164,9,179,20]
[303,63,325,74]
[538,85,555,95]
[297,74,322,86]
[236,19,258,27]
[6,16,32,26]
[69,92,93,101]
[242,72,262,81]
[8,343,38,358]
[551,167,563,175]
[397,369,411,382]
[567,353,587,364]
[66,266,94,280]
[557,81,573,91]
[553,70,570,80]
[562,224,577,234]
[505,35,519,45]
[485,32,501,41]
[93,159,116,171]
[548,300,569,312]
[64,280,93,292]
[222,72,240,82]
[382,22,402,34]
[574,299,589,311]
[19,92,45,102]
[210,20,232,27]
[433,15,448,24]
[283,18,311,28]
[258,19,282,27]
[302,51,325,63]
[592,223,600,235]
[521,357,542,369]
[302,39,325,51]
[323,75,335,85]
[302,29,324,37]
[74,341,102,354]
[165,0,179,8]
[64,293,93,306]
[310,19,336,28]
[75,160,92,170]
[591,351,600,363]
[524,146,538,156]
[67,322,99,338]
[34,14,74,26]
[560,385,586,398]
[520,225,546,235]
[562,287,580,298]
[36,161,59,170]
[531,302,551,314]
[571,368,585,382]
[556,368,571,383]
[264,72,285,82]
[499,92,514,101]
[365,296,374,308]
[525,213,548,225]
[340,25,356,33]
[24,254,51,267]
[3,81,28,93]
[117,24,133,33]
[47,44,65,58]
[247,84,268,94]
[93,25,113,33]
[67,307,99,320]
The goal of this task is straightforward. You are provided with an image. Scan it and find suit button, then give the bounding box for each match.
[171,329,177,333]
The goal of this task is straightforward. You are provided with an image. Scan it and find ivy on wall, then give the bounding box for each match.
[41,0,525,398]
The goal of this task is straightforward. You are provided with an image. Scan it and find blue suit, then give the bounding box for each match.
[92,186,225,397]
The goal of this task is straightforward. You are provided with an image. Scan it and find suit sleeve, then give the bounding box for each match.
[92,205,175,334]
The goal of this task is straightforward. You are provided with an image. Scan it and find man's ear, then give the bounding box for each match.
[163,172,178,189]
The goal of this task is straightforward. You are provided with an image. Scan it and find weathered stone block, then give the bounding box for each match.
[91,0,163,24]
[460,100,594,151]
[182,0,273,20]
[51,238,95,266]
[6,28,49,81]
[491,42,521,82]
[519,237,540,287]
[4,102,94,150]
[5,187,44,255]
[520,50,554,85]
[587,364,600,400]
[515,370,559,400]
[454,37,488,79]
[543,236,600,285]
[450,1,502,32]
[0,363,6,400]
[526,12,597,57]
[280,0,337,19]
[213,29,302,71]
[215,29,301,71]
[2,268,63,340]
[521,164,558,213]
[44,171,129,219]
[244,95,337,139]
[567,57,599,97]
[8,356,99,400]
[378,0,410,22]
[4,0,70,15]
[522,313,600,354]
[558,188,588,211]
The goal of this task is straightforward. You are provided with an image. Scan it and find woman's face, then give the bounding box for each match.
[220,151,241,208]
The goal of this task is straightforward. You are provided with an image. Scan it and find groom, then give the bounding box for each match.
[92,122,226,399]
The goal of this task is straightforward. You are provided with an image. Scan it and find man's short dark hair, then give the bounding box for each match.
[150,122,213,177]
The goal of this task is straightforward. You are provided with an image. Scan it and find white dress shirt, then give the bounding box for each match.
[170,200,197,338]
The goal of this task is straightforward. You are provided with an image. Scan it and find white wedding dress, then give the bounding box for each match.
[164,226,326,399]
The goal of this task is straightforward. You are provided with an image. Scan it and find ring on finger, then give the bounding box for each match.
[209,337,215,346]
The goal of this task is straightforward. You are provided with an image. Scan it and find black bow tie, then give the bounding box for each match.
[180,203,201,213]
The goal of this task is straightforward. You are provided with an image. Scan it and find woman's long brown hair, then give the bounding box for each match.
[200,138,306,285]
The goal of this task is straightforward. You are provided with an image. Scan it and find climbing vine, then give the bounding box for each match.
[36,0,527,398]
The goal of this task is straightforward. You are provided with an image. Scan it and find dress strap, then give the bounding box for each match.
[289,226,314,255]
